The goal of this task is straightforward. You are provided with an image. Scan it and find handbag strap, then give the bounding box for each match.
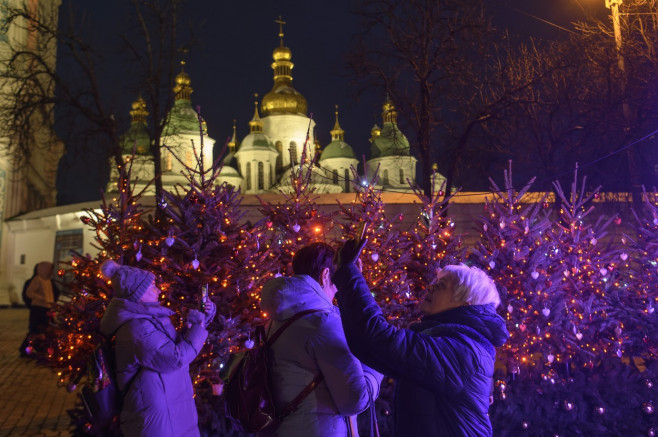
[277,373,324,419]
[265,308,322,346]
[263,308,325,420]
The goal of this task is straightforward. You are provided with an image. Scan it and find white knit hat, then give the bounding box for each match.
[100,259,155,302]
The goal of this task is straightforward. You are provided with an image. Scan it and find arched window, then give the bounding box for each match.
[275,141,283,172]
[333,169,338,184]
[344,169,350,192]
[164,152,172,171]
[258,162,264,190]
[383,169,389,186]
[399,168,404,184]
[290,142,298,165]
[246,162,252,190]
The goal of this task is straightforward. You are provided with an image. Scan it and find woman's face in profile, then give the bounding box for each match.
[419,272,460,316]
[140,283,160,303]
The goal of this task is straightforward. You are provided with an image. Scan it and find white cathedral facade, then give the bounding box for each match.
[107,28,419,196]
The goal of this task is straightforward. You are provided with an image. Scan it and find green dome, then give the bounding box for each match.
[120,122,151,155]
[370,123,410,158]
[237,132,276,152]
[320,139,356,160]
[164,99,204,134]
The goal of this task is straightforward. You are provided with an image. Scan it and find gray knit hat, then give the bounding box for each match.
[100,259,155,302]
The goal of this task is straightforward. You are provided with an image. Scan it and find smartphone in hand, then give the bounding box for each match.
[355,221,368,245]
[199,283,209,311]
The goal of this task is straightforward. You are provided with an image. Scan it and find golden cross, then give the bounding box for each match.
[275,16,286,45]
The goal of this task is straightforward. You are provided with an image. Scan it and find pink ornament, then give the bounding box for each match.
[371,253,379,262]
[542,308,551,317]
[575,332,583,341]
[546,353,555,363]
[614,217,622,225]
[292,223,301,233]
[620,253,628,261]
[531,271,539,280]
[519,323,526,332]
[266,221,273,228]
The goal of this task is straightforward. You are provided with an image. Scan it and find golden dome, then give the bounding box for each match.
[130,96,148,123]
[173,61,193,100]
[273,46,292,62]
[261,16,307,116]
[382,95,398,124]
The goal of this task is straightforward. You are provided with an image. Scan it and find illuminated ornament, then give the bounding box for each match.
[524,225,529,234]
[266,221,273,228]
[648,305,655,314]
[519,323,526,332]
[57,269,65,277]
[615,326,622,338]
[563,270,570,277]
[642,402,655,415]
[489,261,496,269]
[192,258,200,269]
[67,383,77,393]
[158,196,167,209]
[542,201,549,209]
[25,346,34,355]
[563,401,574,411]
[575,332,583,341]
[595,406,605,415]
[620,253,628,261]
[614,217,622,225]
[81,216,91,225]
[594,192,600,199]
[531,271,539,280]
[499,220,505,229]
[647,427,655,437]
[522,422,529,430]
[245,339,255,349]
[654,217,658,226]
[292,223,300,233]
[371,253,379,262]
[166,236,175,247]
[507,304,513,314]
[274,272,282,278]
[646,379,654,389]
[590,238,597,246]
[617,349,623,358]
[542,308,551,317]
[135,249,143,262]
[483,223,488,231]
[600,268,608,276]
[398,214,404,221]
[495,380,506,392]
[621,236,627,245]
[431,244,437,250]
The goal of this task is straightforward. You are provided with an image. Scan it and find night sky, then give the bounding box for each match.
[56,0,607,205]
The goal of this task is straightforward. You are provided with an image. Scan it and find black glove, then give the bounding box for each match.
[336,238,367,269]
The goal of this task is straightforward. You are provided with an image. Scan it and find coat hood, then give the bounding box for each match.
[100,297,175,336]
[411,304,510,348]
[36,262,53,279]
[260,275,335,321]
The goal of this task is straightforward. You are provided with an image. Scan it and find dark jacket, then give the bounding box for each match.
[333,264,509,437]
[100,298,208,437]
[260,274,383,437]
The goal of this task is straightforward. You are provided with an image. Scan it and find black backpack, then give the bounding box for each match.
[81,326,139,435]
[21,278,32,308]
[224,309,324,433]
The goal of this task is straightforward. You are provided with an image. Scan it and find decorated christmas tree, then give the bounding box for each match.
[486,166,657,436]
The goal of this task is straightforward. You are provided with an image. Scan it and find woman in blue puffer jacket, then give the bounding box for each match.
[99,260,214,437]
[332,240,509,437]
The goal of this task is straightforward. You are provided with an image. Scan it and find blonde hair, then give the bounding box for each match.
[440,264,500,307]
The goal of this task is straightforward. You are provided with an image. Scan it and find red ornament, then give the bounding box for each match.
[81,217,91,224]
[266,221,273,228]
[614,217,622,225]
[398,214,404,221]
[57,269,65,277]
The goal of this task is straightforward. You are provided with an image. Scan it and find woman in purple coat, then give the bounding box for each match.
[99,260,215,437]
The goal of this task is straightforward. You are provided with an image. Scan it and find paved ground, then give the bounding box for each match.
[0,308,78,436]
